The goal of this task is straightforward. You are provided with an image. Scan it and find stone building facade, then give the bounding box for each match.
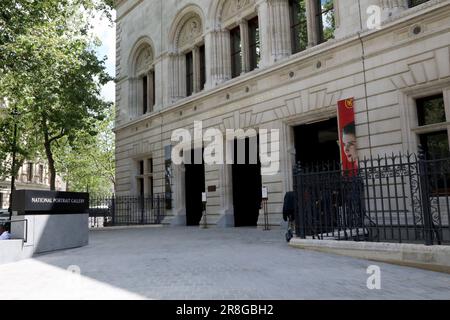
[0,161,66,209]
[115,0,450,227]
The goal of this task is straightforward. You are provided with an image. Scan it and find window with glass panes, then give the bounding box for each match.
[248,17,260,71]
[316,0,335,44]
[199,45,206,91]
[142,75,148,114]
[27,163,33,182]
[38,165,44,183]
[408,0,429,8]
[151,71,155,108]
[137,160,145,197]
[416,94,448,158]
[136,158,155,197]
[289,0,307,54]
[416,93,450,194]
[186,51,194,97]
[230,26,242,78]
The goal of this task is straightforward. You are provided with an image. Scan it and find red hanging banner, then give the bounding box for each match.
[337,98,358,172]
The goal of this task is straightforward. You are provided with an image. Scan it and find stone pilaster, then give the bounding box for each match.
[306,0,319,47]
[193,46,201,93]
[128,77,138,118]
[269,0,291,61]
[167,53,176,103]
[380,0,408,22]
[209,29,231,86]
[168,53,187,103]
[178,53,187,99]
[257,0,270,67]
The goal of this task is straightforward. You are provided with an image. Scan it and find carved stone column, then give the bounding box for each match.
[306,0,319,47]
[127,77,138,119]
[192,46,201,93]
[168,53,176,103]
[268,0,291,61]
[380,0,408,22]
[168,53,187,103]
[178,53,187,99]
[170,163,187,226]
[209,29,231,86]
[257,0,270,67]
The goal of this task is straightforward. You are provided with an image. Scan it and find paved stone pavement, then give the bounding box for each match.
[0,227,449,299]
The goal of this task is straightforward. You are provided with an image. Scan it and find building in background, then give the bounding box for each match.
[0,161,66,208]
[115,0,450,227]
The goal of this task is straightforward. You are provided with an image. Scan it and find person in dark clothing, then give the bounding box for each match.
[283,191,296,242]
[283,191,296,221]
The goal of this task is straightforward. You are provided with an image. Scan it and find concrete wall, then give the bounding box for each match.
[11,214,89,254]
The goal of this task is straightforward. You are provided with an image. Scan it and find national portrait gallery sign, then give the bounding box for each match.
[12,190,89,215]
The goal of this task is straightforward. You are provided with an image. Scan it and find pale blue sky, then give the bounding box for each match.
[92,9,116,103]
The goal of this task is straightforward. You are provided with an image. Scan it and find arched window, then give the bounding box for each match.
[207,0,260,84]
[168,7,206,102]
[129,40,155,117]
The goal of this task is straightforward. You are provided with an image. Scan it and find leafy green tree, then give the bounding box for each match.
[0,0,113,73]
[322,0,335,42]
[0,0,114,190]
[56,106,115,195]
[0,102,38,181]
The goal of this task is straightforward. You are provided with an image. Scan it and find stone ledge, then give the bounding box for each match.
[289,238,450,274]
[89,224,164,232]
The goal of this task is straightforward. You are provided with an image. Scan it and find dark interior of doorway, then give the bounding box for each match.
[232,136,262,227]
[185,149,205,226]
[294,118,340,165]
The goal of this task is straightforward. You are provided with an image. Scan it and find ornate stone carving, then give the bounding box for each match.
[178,17,203,48]
[221,0,255,22]
[135,47,153,74]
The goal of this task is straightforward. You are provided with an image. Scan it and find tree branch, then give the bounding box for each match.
[48,128,66,143]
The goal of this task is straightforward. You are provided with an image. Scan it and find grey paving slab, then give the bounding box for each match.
[0,227,449,299]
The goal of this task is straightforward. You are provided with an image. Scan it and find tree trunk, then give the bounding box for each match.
[44,137,56,191]
[41,115,56,190]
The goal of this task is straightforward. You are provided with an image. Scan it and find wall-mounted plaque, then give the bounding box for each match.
[262,186,268,200]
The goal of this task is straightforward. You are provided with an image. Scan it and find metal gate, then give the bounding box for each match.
[293,152,450,245]
[89,195,166,228]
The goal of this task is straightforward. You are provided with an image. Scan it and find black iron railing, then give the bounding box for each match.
[293,152,450,245]
[89,194,166,228]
